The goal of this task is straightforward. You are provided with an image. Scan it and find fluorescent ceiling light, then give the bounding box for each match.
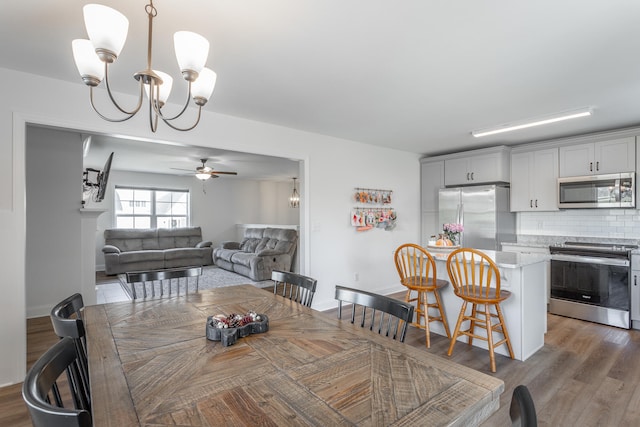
[471,108,593,138]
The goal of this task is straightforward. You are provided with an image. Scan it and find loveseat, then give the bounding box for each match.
[102,227,213,275]
[213,228,298,281]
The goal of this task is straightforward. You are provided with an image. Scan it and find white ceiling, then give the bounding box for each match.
[5,1,640,177]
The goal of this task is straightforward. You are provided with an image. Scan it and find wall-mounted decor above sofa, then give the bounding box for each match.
[213,227,298,281]
[102,227,213,275]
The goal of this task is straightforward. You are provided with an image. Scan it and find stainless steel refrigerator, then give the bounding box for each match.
[438,185,516,251]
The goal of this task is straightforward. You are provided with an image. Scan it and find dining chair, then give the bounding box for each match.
[271,270,317,307]
[50,293,90,407]
[22,336,92,427]
[334,285,414,342]
[446,248,514,372]
[510,385,538,427]
[394,243,451,347]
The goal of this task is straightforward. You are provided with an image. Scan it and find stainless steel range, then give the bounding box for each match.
[549,241,637,329]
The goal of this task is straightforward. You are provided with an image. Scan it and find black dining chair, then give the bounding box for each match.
[510,385,537,427]
[271,270,317,307]
[334,285,414,342]
[22,337,92,427]
[50,293,90,407]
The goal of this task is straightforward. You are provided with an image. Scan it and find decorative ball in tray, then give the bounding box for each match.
[206,311,269,347]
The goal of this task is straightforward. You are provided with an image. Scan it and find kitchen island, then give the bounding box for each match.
[425,248,548,361]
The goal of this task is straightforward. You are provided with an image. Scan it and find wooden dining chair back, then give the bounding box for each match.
[22,337,92,427]
[271,270,317,307]
[446,248,514,372]
[394,243,450,347]
[50,293,89,406]
[335,285,414,342]
[510,385,538,427]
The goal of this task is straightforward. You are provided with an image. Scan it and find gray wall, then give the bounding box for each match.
[26,127,83,317]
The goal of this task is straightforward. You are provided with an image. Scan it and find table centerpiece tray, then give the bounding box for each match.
[206,312,269,346]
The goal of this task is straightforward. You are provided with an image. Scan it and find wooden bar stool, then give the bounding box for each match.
[445,248,514,372]
[394,243,451,348]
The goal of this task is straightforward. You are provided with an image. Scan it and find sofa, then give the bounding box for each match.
[102,227,213,275]
[213,228,298,281]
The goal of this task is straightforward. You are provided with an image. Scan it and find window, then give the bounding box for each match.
[115,187,190,229]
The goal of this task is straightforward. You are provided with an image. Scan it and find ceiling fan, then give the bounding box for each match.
[173,159,238,181]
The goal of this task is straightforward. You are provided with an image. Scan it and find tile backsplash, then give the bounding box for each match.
[519,209,640,241]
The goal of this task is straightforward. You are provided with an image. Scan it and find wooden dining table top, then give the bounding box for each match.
[85,285,504,426]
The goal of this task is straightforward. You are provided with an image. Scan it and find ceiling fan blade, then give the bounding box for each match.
[210,171,238,175]
[170,167,195,172]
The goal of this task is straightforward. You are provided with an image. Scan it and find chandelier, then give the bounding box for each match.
[72,1,217,132]
[289,178,300,208]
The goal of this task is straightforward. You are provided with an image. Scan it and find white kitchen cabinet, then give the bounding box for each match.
[631,255,640,326]
[420,159,445,246]
[559,137,636,177]
[501,244,551,304]
[510,148,559,211]
[444,146,510,186]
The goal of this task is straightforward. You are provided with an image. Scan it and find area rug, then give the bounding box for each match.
[118,266,273,300]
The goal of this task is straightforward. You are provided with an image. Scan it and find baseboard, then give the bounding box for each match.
[26,304,53,319]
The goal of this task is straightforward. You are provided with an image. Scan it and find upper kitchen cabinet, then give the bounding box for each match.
[420,159,445,211]
[510,148,559,212]
[559,137,636,177]
[444,146,510,186]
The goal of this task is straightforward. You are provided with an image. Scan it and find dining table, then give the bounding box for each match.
[85,284,504,426]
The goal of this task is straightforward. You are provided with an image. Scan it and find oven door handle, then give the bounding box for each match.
[551,254,630,267]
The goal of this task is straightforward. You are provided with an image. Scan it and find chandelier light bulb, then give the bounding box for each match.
[192,68,217,106]
[143,70,174,106]
[83,4,129,62]
[174,31,209,80]
[72,39,104,86]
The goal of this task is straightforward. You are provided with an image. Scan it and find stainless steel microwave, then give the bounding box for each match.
[558,172,635,208]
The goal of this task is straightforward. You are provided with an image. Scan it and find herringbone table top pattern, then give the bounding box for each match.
[85,285,503,426]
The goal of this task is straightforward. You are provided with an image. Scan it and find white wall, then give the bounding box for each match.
[92,169,300,270]
[0,67,421,386]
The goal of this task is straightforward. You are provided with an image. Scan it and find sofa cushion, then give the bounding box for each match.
[230,251,258,268]
[216,248,239,263]
[158,227,203,249]
[240,238,261,253]
[119,250,164,264]
[164,247,205,261]
[105,229,160,251]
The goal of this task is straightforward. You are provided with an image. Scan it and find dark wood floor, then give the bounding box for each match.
[4,287,640,426]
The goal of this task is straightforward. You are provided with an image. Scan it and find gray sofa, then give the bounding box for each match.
[213,228,298,281]
[102,227,213,275]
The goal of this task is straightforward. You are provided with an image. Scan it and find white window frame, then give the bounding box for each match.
[114,186,190,229]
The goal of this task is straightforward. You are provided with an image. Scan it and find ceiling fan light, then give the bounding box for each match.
[143,70,174,106]
[195,173,211,181]
[83,4,129,62]
[72,39,104,86]
[174,31,209,79]
[192,68,217,106]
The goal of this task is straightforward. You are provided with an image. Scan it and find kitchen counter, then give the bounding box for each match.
[425,247,548,362]
[427,248,548,268]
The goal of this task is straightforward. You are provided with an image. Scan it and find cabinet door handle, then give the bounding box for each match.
[596,161,599,171]
[635,275,637,286]
[535,199,538,208]
[590,162,593,172]
[467,172,470,181]
[530,200,533,208]
[470,172,474,180]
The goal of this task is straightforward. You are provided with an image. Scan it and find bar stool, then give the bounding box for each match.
[446,248,514,372]
[394,243,451,348]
